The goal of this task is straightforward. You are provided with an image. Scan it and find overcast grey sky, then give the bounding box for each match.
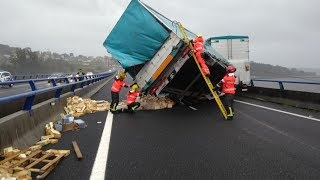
[0,0,319,68]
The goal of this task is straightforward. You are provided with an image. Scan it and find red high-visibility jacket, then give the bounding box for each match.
[126,91,140,105]
[193,37,204,53]
[221,73,236,94]
[111,78,127,93]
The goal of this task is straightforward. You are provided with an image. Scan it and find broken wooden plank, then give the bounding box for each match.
[36,160,58,180]
[10,150,42,168]
[45,150,70,157]
[25,153,52,169]
[72,141,83,159]
[3,149,69,179]
[40,154,64,171]
[29,158,51,163]
[14,166,43,173]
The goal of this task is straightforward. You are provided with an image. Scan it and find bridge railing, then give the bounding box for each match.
[250,79,320,92]
[12,73,73,80]
[0,71,115,111]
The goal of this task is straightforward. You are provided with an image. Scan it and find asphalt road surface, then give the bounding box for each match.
[44,80,320,180]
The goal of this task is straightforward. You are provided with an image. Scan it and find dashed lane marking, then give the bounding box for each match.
[235,100,320,122]
[90,111,114,180]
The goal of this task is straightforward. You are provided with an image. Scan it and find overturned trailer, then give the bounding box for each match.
[104,0,231,101]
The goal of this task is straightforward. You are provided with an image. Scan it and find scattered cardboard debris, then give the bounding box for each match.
[41,135,54,141]
[3,147,13,156]
[116,95,175,111]
[12,170,31,180]
[71,141,83,160]
[25,151,31,156]
[54,113,87,133]
[65,96,110,117]
[139,95,175,110]
[45,123,61,139]
[73,119,87,129]
[65,95,174,116]
[17,154,27,160]
[36,139,50,146]
[2,147,21,158]
[61,115,74,124]
[50,139,59,144]
[62,122,80,132]
[29,145,42,152]
[0,167,13,179]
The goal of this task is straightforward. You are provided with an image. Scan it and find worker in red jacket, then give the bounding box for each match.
[110,71,129,113]
[126,83,141,112]
[218,65,236,120]
[192,34,210,76]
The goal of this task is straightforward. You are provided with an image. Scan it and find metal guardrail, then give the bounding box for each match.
[12,73,72,80]
[0,71,115,111]
[251,79,320,91]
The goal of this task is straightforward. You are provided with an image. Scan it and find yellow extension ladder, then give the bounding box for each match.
[177,22,228,119]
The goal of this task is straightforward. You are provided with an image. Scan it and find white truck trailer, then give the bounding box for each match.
[104,0,231,101]
[206,36,251,89]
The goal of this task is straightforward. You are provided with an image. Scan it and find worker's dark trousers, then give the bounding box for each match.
[127,102,140,111]
[225,93,235,114]
[110,91,119,111]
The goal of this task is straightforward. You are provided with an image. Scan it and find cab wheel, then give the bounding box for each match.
[9,84,13,87]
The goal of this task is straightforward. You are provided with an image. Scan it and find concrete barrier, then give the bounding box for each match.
[238,86,320,111]
[0,77,113,150]
[0,82,98,118]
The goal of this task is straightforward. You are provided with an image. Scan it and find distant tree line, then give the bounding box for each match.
[1,44,316,78]
[0,44,119,75]
[250,61,316,78]
[4,48,76,74]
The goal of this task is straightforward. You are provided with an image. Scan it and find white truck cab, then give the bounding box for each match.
[207,36,250,90]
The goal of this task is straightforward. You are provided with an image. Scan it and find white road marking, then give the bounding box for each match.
[235,100,320,122]
[237,110,320,152]
[90,112,114,180]
[189,106,198,110]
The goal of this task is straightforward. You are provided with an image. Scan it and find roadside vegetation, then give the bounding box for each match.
[0,44,119,75]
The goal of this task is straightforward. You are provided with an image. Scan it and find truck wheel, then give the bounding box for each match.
[9,84,13,87]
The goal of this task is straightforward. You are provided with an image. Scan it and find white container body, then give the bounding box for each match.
[210,37,250,86]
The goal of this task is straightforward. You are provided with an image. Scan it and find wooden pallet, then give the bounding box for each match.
[0,149,69,179]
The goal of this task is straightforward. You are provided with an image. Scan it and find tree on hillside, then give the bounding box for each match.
[0,44,120,74]
[250,61,316,77]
